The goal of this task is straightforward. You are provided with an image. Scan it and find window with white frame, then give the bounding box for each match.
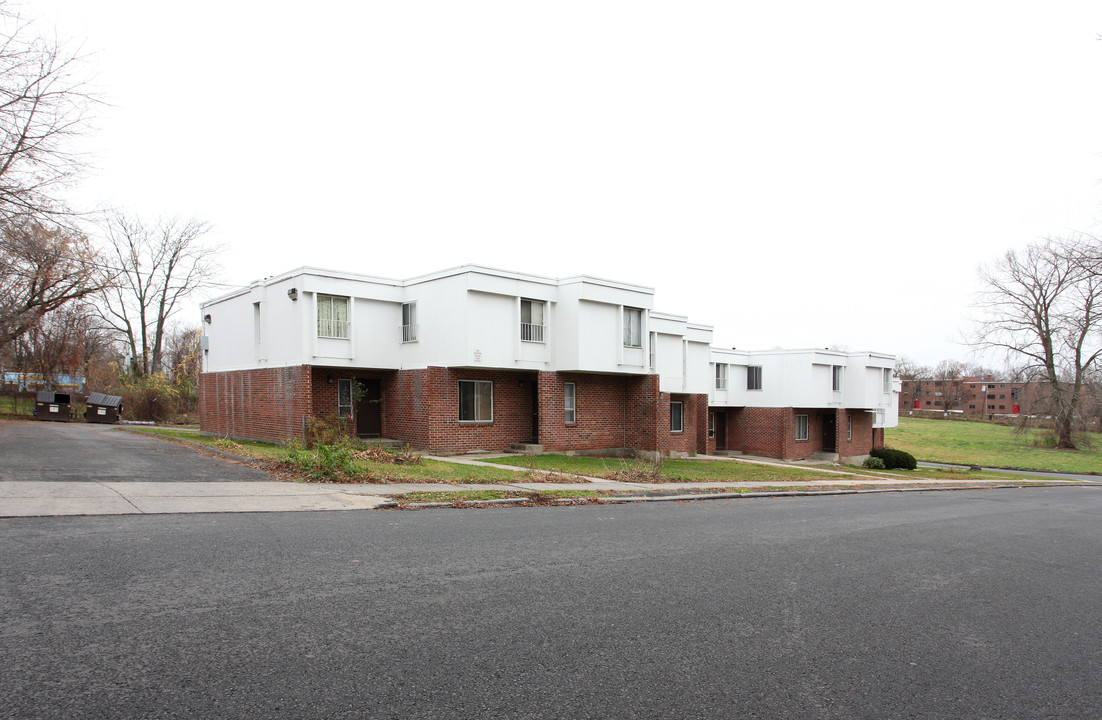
[795,414,809,441]
[708,412,715,439]
[564,382,576,424]
[337,379,353,418]
[317,295,349,338]
[648,332,656,369]
[832,365,844,392]
[401,302,417,343]
[715,363,728,390]
[883,368,892,393]
[521,299,545,343]
[458,380,493,422]
[623,307,643,348]
[747,365,762,391]
[847,415,852,441]
[670,401,684,432]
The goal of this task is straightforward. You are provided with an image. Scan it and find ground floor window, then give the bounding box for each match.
[847,415,852,441]
[564,382,576,424]
[670,401,684,432]
[708,412,715,439]
[795,414,808,441]
[458,380,493,422]
[338,379,353,418]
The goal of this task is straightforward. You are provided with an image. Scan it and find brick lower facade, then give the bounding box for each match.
[199,365,882,459]
[706,406,884,461]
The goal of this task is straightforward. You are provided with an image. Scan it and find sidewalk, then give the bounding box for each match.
[2,450,1090,518]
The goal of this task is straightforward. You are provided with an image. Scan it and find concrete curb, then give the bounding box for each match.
[394,482,1094,509]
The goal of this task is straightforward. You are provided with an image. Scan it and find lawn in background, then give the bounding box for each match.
[886,417,1102,474]
[483,454,853,483]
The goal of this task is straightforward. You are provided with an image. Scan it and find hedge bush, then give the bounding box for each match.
[862,456,886,470]
[870,447,917,470]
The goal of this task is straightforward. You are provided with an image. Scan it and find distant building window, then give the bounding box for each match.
[317,295,349,338]
[795,414,808,441]
[999,405,1006,410]
[670,401,683,432]
[521,299,545,343]
[747,365,762,391]
[623,307,643,348]
[337,379,353,418]
[1011,388,1021,401]
[715,363,728,390]
[832,366,844,392]
[564,382,576,424]
[458,380,493,422]
[987,404,995,410]
[402,301,417,342]
[883,369,892,393]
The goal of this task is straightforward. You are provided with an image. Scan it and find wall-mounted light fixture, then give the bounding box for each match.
[327,375,333,384]
[287,288,298,301]
[203,314,212,324]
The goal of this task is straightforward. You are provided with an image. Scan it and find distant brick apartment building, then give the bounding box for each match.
[900,376,1040,416]
[199,265,900,461]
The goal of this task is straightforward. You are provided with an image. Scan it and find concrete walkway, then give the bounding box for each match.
[1,420,1093,518]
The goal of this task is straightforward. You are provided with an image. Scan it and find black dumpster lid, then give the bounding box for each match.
[87,392,123,407]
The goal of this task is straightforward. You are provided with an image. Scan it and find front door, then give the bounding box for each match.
[355,379,382,438]
[714,412,726,451]
[528,380,539,444]
[821,413,836,452]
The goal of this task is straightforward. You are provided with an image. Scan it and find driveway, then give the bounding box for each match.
[0,420,271,483]
[0,420,392,516]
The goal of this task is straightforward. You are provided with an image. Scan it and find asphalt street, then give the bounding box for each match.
[2,487,1100,719]
[0,421,272,483]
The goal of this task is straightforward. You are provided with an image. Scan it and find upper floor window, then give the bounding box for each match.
[623,307,643,348]
[883,368,892,393]
[715,363,728,390]
[521,299,545,343]
[747,365,762,391]
[317,295,349,338]
[832,365,844,392]
[458,380,493,422]
[648,332,657,369]
[402,302,417,343]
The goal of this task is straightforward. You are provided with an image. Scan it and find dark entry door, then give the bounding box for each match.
[822,413,836,452]
[714,412,726,451]
[528,380,539,443]
[356,379,382,438]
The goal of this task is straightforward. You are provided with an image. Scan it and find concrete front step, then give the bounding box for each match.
[810,451,840,462]
[504,443,544,455]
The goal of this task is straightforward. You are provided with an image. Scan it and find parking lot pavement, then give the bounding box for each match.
[0,420,274,483]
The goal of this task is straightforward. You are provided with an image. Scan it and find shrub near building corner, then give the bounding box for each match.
[870,447,917,470]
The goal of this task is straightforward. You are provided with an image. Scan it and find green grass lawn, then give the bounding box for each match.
[128,428,549,485]
[885,417,1102,474]
[483,454,853,483]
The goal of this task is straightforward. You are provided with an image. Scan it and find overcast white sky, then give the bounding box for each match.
[27,0,1102,367]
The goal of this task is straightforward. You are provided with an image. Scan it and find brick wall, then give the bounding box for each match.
[199,366,313,444]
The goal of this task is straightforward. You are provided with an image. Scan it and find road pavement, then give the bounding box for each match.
[2,488,1100,719]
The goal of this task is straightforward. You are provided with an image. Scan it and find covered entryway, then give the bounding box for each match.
[355,379,383,438]
[713,412,727,451]
[821,413,836,453]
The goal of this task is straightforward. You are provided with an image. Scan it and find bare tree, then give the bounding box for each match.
[894,356,931,410]
[0,219,105,350]
[98,213,219,376]
[974,236,1102,448]
[0,2,92,224]
[931,359,967,413]
[9,301,106,388]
